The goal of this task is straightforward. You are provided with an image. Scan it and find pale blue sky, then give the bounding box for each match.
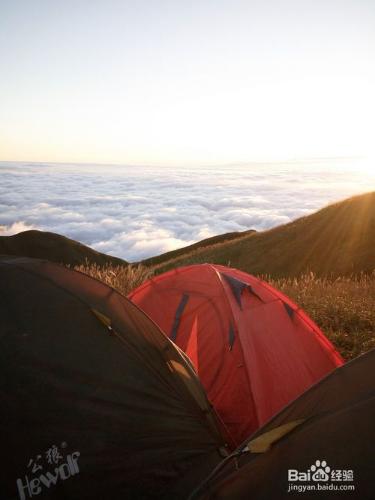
[0,0,374,165]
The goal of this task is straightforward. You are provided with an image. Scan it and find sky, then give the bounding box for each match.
[0,0,374,165]
[1,160,374,261]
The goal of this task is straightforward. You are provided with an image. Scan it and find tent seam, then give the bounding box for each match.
[210,264,261,430]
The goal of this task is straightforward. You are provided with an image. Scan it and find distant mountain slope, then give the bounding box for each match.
[142,229,256,267]
[147,192,375,277]
[0,230,128,267]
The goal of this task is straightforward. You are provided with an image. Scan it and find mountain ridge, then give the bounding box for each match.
[141,229,256,267]
[0,230,128,267]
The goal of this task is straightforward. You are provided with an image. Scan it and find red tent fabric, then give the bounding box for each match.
[129,264,343,448]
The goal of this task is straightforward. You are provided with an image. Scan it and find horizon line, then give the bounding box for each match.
[0,155,366,169]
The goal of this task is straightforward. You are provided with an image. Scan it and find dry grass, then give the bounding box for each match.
[74,262,374,361]
[74,262,153,296]
[270,272,375,360]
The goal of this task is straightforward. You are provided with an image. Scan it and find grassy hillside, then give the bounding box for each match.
[142,229,255,267]
[0,230,128,267]
[146,192,375,278]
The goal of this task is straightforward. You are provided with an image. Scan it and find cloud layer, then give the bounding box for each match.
[0,161,373,262]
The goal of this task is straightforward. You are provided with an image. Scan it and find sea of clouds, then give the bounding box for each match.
[0,160,374,262]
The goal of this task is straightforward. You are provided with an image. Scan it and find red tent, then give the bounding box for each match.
[129,264,343,448]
